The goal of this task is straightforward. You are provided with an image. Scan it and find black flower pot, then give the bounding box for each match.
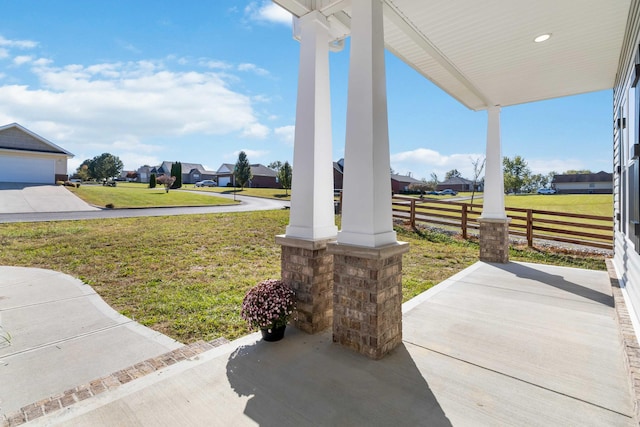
[261,325,286,342]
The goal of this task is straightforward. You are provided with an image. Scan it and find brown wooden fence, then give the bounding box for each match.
[390,196,613,251]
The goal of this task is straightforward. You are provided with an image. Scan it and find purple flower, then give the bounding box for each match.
[240,279,296,331]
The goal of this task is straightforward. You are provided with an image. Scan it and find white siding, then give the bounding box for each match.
[613,0,640,329]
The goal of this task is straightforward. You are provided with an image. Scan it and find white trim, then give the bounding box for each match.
[0,148,72,159]
[610,260,640,345]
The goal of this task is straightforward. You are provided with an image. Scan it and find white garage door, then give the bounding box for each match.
[0,156,55,184]
[218,176,230,187]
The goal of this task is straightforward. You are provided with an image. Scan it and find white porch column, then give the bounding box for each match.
[328,0,408,360]
[479,105,510,263]
[285,11,338,241]
[337,0,396,248]
[481,106,506,219]
[277,10,337,334]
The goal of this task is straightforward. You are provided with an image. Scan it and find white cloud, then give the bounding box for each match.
[13,55,32,66]
[274,125,294,146]
[0,36,38,49]
[225,149,269,162]
[241,122,270,138]
[245,1,292,26]
[390,148,485,180]
[527,158,586,175]
[201,59,232,70]
[0,48,8,59]
[238,63,269,76]
[0,58,271,170]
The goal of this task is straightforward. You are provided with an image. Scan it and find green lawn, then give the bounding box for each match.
[0,210,605,344]
[504,193,613,217]
[68,182,238,208]
[184,185,291,201]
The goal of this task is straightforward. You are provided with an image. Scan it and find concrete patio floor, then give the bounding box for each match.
[16,260,634,426]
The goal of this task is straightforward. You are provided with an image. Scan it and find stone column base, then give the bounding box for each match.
[327,241,410,360]
[478,218,511,263]
[276,235,335,334]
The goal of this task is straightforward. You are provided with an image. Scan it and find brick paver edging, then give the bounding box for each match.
[606,259,640,425]
[1,337,229,427]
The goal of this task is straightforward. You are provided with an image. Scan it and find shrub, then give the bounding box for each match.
[240,279,295,331]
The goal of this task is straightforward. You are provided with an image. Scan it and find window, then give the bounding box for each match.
[629,47,640,251]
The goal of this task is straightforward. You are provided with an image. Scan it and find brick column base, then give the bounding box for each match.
[276,235,335,334]
[479,218,511,263]
[327,242,410,360]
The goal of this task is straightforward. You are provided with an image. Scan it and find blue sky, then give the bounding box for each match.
[0,0,612,181]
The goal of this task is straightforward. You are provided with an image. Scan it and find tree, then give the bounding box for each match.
[278,161,292,196]
[268,161,283,172]
[445,169,462,180]
[84,153,124,181]
[523,173,548,193]
[470,156,485,208]
[126,171,138,181]
[429,172,439,189]
[408,181,430,196]
[170,161,182,189]
[503,155,531,194]
[75,163,91,181]
[149,173,157,189]
[156,175,176,193]
[234,151,252,190]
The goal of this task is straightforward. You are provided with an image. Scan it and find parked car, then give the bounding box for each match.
[426,190,439,195]
[195,180,216,187]
[439,189,458,196]
[537,188,556,195]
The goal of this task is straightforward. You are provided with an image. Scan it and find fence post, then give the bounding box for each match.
[410,199,416,228]
[527,209,533,247]
[462,204,468,239]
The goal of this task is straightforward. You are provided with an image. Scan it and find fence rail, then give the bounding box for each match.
[390,196,613,251]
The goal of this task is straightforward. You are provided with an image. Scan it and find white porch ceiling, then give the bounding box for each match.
[274,0,632,111]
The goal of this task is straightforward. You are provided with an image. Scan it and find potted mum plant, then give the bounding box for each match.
[241,279,295,342]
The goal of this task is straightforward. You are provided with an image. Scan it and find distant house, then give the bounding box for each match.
[333,159,345,190]
[552,171,613,194]
[215,163,281,188]
[0,123,73,184]
[136,165,155,183]
[390,173,422,193]
[137,161,216,184]
[436,176,476,192]
[333,159,422,193]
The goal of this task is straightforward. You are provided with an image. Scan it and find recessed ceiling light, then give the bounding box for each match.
[534,33,552,43]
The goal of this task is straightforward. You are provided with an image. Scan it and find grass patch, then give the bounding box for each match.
[0,211,607,344]
[504,193,612,217]
[68,183,238,208]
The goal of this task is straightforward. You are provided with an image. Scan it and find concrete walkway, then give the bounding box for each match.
[6,261,633,426]
[0,184,98,213]
[0,189,289,223]
[0,267,182,417]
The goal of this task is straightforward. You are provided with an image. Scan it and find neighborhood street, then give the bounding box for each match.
[0,189,289,223]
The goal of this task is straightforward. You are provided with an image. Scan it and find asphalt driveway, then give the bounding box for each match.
[0,184,98,214]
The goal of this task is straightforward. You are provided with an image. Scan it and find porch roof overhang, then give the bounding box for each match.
[274,0,633,111]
